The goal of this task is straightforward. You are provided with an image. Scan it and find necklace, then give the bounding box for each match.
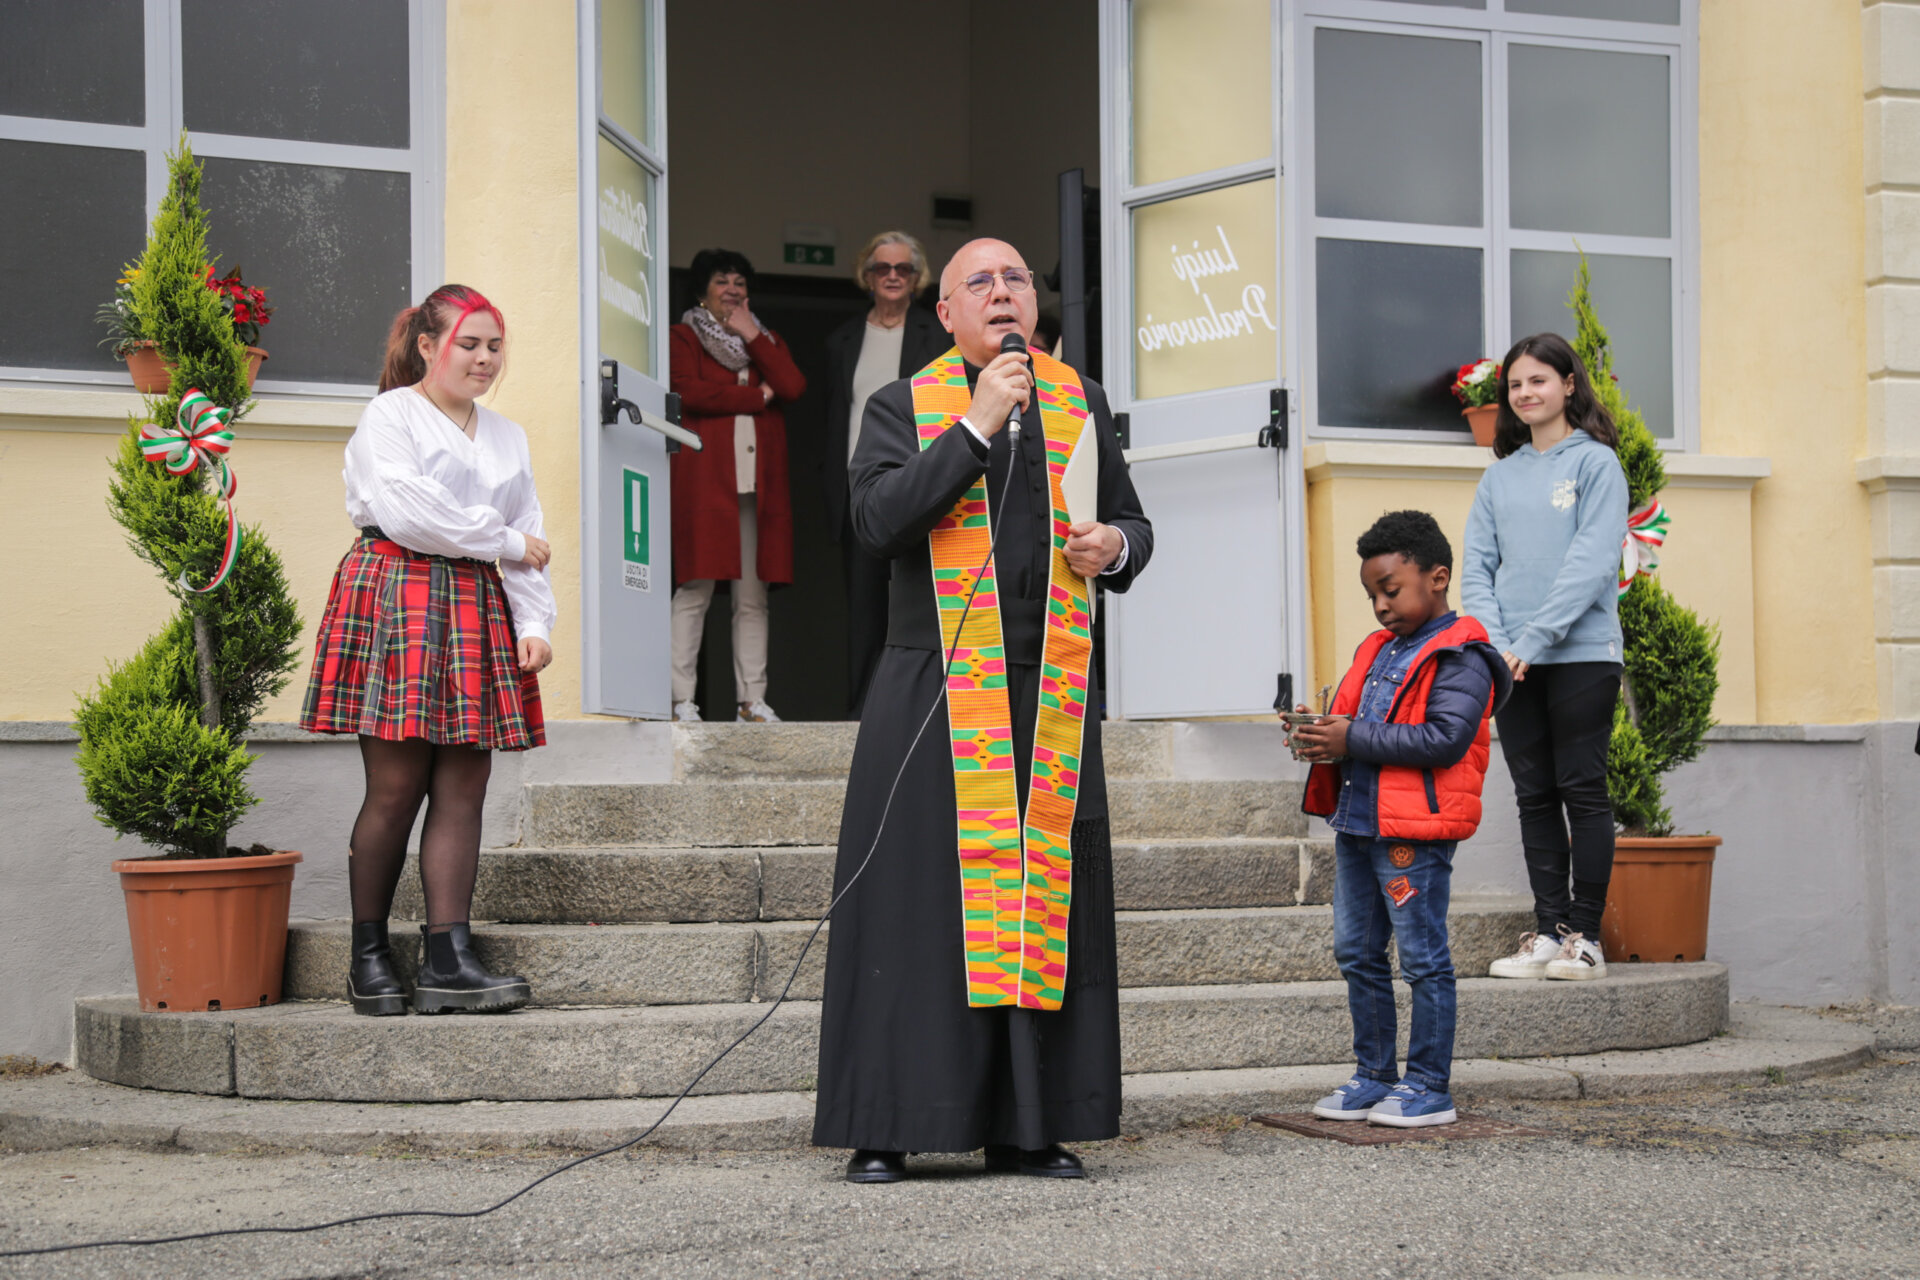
[868,307,906,330]
[417,383,476,437]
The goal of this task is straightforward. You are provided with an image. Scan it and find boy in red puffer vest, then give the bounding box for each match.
[1288,510,1511,1128]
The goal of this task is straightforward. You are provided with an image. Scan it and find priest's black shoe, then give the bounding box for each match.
[984,1143,1086,1178]
[412,924,531,1014]
[845,1150,907,1184]
[347,920,408,1016]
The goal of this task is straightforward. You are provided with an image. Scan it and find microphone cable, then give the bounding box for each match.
[0,421,1026,1261]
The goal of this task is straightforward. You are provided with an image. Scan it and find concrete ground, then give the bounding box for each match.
[2,1053,1917,1279]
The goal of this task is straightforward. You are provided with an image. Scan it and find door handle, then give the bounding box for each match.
[600,360,703,451]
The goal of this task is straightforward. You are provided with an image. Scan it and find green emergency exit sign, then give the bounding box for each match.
[783,243,834,266]
[621,467,651,593]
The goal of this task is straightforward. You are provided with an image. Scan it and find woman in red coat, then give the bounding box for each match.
[669,248,807,722]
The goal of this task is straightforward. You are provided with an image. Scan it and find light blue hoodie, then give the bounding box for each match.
[1460,429,1628,667]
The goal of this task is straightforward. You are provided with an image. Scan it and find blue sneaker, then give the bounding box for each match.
[1367,1081,1457,1128]
[1311,1075,1396,1121]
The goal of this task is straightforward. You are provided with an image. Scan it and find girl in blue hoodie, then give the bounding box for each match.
[1461,333,1628,982]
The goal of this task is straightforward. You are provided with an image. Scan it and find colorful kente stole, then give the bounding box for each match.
[909,347,1096,1011]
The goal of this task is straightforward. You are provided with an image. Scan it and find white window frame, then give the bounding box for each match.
[0,0,445,399]
[1284,0,1699,450]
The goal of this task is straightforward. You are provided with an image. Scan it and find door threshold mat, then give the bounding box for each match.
[1251,1112,1552,1145]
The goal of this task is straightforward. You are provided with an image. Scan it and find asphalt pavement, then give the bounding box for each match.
[2,1054,1917,1279]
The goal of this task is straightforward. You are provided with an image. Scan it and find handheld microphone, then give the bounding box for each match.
[1000,331,1029,439]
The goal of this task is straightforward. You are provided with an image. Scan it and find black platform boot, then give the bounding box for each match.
[412,923,531,1014]
[347,920,408,1017]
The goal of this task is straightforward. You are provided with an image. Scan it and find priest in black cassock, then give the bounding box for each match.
[811,238,1153,1183]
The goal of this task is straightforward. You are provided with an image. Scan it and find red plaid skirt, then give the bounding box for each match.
[300,536,545,751]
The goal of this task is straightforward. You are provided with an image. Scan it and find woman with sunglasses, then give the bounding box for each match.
[822,231,948,714]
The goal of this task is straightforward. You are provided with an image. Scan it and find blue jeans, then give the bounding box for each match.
[1332,833,1456,1091]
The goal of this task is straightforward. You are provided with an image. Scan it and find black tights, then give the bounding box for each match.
[348,736,492,932]
[1494,662,1621,938]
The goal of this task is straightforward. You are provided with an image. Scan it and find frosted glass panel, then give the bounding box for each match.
[1315,28,1482,228]
[202,158,412,384]
[601,0,651,146]
[1509,0,1679,22]
[0,0,144,125]
[183,0,409,148]
[1317,239,1482,430]
[1512,250,1673,438]
[1509,44,1669,238]
[1132,0,1271,187]
[1132,179,1278,401]
[0,141,146,370]
[598,136,658,378]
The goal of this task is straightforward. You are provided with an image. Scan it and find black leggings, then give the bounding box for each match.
[348,736,492,931]
[1494,662,1621,938]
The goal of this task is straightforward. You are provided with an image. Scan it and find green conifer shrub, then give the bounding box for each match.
[74,139,303,859]
[1568,254,1721,835]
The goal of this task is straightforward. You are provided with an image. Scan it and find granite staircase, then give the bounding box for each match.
[74,723,1728,1109]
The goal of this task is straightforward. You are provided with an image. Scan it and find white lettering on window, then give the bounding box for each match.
[1136,225,1273,355]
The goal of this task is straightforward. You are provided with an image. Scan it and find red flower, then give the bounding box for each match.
[233,303,251,323]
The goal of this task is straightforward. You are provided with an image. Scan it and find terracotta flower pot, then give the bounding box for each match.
[113,849,302,1012]
[122,341,170,394]
[1462,403,1499,447]
[1599,835,1721,963]
[120,343,270,394]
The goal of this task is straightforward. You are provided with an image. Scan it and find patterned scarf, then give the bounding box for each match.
[681,304,760,372]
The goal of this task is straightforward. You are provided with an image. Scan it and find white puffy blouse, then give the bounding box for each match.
[342,387,557,644]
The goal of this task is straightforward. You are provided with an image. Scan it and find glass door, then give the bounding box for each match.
[1099,0,1298,718]
[580,0,672,718]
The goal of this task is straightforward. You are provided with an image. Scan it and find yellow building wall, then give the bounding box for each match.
[0,395,363,723]
[445,0,589,720]
[1697,0,1876,722]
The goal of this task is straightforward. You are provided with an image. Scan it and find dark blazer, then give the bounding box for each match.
[849,368,1152,660]
[821,306,950,540]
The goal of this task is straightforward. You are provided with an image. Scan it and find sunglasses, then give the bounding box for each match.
[867,261,917,279]
[945,268,1035,299]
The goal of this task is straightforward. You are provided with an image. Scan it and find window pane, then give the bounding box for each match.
[1509,44,1669,238]
[1512,249,1673,438]
[601,0,651,147]
[0,0,144,125]
[202,158,411,384]
[182,0,409,148]
[1508,0,1679,23]
[1385,0,1485,7]
[1132,179,1277,401]
[1315,28,1482,228]
[1132,0,1270,187]
[1317,239,1482,430]
[0,141,145,371]
[598,135,658,378]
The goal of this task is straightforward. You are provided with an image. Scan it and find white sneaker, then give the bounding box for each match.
[737,700,781,723]
[1487,930,1562,979]
[1545,932,1608,981]
[672,700,702,722]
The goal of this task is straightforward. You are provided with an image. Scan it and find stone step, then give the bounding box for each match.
[11,1003,1872,1155]
[391,837,1335,923]
[669,721,1184,782]
[75,964,1728,1103]
[522,778,1308,848]
[286,898,1534,1006]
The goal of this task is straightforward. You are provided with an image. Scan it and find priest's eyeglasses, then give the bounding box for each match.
[945,268,1035,299]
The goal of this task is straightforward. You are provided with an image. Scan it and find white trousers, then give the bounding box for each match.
[671,497,769,705]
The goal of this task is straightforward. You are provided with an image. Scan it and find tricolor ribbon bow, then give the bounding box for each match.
[139,388,242,592]
[1617,497,1670,599]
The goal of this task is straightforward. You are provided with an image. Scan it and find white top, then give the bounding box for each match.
[733,368,757,495]
[342,386,558,643]
[849,321,906,463]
